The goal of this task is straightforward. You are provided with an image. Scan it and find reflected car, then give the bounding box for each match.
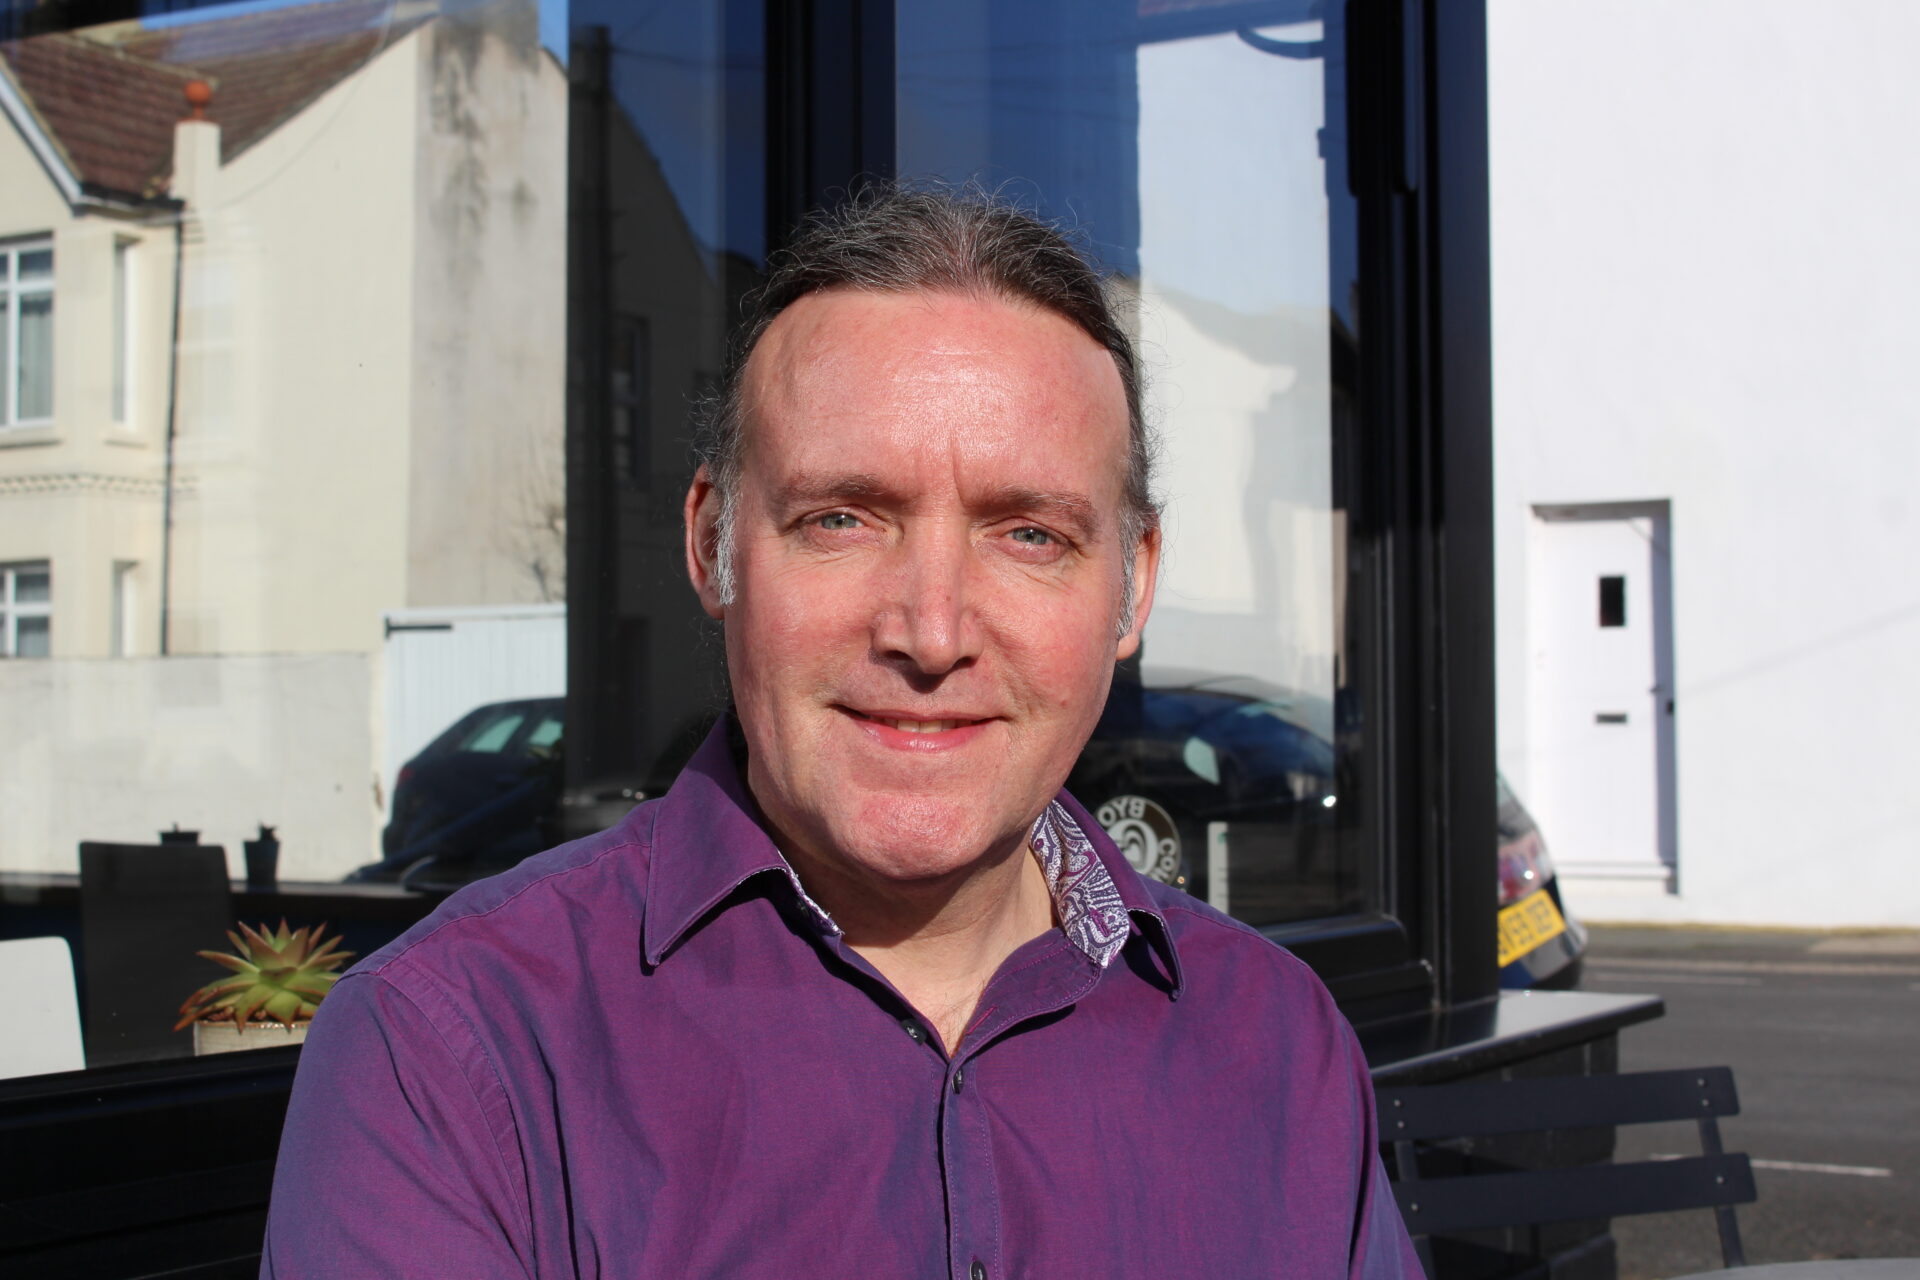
[1067,668,1586,990]
[348,698,567,891]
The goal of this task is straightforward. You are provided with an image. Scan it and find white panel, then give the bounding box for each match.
[0,937,85,1080]
[380,605,567,808]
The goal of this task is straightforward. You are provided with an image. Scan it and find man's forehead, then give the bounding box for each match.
[737,287,1129,484]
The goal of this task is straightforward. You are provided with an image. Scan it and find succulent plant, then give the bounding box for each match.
[174,920,355,1033]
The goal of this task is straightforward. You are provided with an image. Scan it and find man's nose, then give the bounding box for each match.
[871,523,983,677]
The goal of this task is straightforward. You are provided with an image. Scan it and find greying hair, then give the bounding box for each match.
[692,183,1160,633]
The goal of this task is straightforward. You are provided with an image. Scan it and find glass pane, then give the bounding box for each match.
[459,711,528,754]
[17,291,52,419]
[15,568,50,603]
[0,293,10,421]
[560,0,763,807]
[0,0,769,1077]
[15,614,50,657]
[113,241,130,423]
[525,714,563,752]
[898,1,1366,925]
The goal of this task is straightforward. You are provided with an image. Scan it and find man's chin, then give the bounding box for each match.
[824,799,1035,884]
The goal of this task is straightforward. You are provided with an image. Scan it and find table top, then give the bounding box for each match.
[1670,1262,1920,1280]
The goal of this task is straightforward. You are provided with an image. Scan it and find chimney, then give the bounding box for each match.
[170,80,219,205]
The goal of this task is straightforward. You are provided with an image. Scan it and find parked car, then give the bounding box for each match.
[1493,773,1587,989]
[1068,668,1586,990]
[348,698,567,891]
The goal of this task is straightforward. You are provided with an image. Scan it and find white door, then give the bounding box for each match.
[1526,505,1676,887]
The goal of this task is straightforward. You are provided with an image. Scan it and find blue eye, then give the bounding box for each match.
[817,513,861,530]
[1009,527,1053,546]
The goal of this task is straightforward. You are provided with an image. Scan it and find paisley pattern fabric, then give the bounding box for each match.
[1029,800,1132,969]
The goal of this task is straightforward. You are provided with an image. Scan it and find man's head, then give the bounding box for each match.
[693,186,1157,627]
[684,186,1160,888]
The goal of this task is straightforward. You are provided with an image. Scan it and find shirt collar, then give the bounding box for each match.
[643,717,1184,995]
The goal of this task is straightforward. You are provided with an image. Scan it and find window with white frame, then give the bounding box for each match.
[1,562,52,657]
[111,560,136,657]
[2,238,55,426]
[112,238,133,424]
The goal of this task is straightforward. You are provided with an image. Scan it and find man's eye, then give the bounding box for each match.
[816,513,861,530]
[1009,526,1054,546]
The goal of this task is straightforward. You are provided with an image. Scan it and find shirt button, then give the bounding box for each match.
[970,1262,987,1280]
[900,1019,925,1043]
[952,1068,965,1094]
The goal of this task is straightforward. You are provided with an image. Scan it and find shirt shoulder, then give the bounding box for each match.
[1135,876,1351,1029]
[349,800,660,996]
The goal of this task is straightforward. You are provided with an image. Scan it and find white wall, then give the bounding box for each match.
[1490,0,1920,926]
[0,654,378,881]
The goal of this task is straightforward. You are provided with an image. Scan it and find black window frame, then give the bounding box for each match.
[765,0,1496,1021]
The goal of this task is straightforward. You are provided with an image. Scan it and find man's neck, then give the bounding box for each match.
[783,837,1057,1054]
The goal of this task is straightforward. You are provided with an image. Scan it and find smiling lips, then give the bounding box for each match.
[845,708,991,736]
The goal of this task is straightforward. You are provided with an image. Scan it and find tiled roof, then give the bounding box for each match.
[2,0,428,203]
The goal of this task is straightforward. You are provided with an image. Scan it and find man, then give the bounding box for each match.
[263,188,1419,1277]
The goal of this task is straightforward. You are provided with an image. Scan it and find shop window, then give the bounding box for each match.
[2,238,54,425]
[899,0,1371,928]
[2,561,51,657]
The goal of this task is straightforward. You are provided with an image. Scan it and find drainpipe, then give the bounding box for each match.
[159,80,217,656]
[159,215,182,655]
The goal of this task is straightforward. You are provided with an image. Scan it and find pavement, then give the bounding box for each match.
[1579,923,1920,1278]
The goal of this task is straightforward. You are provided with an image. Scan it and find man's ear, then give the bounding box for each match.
[1115,524,1161,662]
[684,466,727,620]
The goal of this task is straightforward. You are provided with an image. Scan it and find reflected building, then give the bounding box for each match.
[0,0,566,873]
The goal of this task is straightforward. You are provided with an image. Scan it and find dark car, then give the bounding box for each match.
[1493,773,1587,989]
[348,698,567,890]
[1067,668,1586,989]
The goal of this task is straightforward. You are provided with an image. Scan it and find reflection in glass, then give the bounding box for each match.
[899,0,1366,924]
[16,569,49,604]
[561,0,763,831]
[15,615,49,657]
[16,293,50,419]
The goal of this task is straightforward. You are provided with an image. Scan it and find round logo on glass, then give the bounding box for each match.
[1094,794,1182,884]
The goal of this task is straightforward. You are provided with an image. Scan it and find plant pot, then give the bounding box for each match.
[192,1019,309,1055]
[243,837,280,891]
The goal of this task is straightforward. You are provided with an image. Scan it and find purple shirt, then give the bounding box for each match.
[263,723,1419,1278]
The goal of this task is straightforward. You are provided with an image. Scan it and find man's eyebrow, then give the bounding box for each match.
[772,472,891,507]
[975,487,1103,539]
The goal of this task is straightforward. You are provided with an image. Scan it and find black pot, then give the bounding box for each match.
[244,829,280,891]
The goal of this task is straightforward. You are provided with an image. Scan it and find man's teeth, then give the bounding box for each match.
[861,715,971,733]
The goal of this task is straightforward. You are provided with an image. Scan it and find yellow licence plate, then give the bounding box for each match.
[1497,889,1568,968]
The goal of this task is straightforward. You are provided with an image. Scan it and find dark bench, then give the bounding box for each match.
[1377,1066,1757,1277]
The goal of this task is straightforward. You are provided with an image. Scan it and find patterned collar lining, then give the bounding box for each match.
[1026,800,1133,968]
[776,801,1131,970]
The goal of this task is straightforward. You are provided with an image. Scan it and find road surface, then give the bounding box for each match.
[1581,925,1920,1277]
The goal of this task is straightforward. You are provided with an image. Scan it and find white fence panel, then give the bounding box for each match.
[380,605,566,807]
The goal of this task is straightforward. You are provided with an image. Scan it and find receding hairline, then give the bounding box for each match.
[730,283,1136,465]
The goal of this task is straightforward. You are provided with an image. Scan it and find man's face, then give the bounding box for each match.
[685,288,1157,887]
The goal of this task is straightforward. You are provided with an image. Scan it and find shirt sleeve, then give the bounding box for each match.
[261,969,533,1279]
[1344,1030,1427,1279]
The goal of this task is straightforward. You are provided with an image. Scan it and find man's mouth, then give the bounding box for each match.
[845,709,989,734]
